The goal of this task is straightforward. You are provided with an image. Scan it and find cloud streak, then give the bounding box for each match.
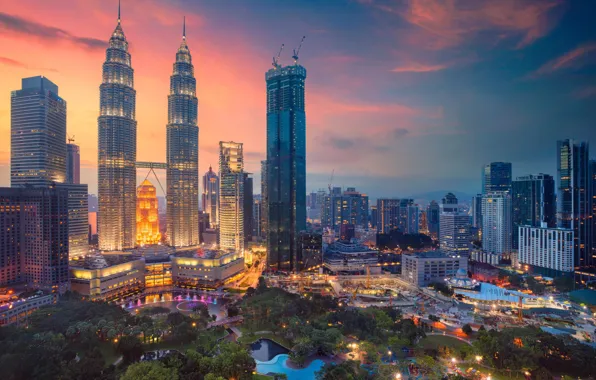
[0,56,58,72]
[529,43,596,77]
[391,62,448,73]
[0,12,105,50]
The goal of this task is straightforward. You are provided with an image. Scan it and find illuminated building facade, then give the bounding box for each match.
[439,193,470,257]
[266,63,307,272]
[136,179,161,246]
[219,142,244,253]
[482,192,512,262]
[69,255,145,301]
[518,224,574,275]
[321,187,369,232]
[98,7,137,251]
[482,162,512,194]
[56,183,89,258]
[171,249,244,288]
[167,20,199,248]
[202,166,219,228]
[11,76,66,187]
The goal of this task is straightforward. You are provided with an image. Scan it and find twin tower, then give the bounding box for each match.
[98,5,198,251]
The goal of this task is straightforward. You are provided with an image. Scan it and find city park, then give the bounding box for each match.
[2,265,595,380]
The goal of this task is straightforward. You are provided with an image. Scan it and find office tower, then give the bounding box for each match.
[243,173,254,247]
[370,205,378,229]
[98,6,137,251]
[439,193,470,257]
[266,58,307,272]
[166,19,199,248]
[518,224,574,276]
[471,194,482,229]
[260,160,268,243]
[136,179,161,246]
[512,174,556,249]
[405,202,420,234]
[202,166,219,228]
[321,187,369,232]
[377,199,400,234]
[0,187,69,293]
[557,140,592,268]
[482,192,512,262]
[219,142,244,252]
[427,201,440,239]
[297,232,322,271]
[66,142,81,184]
[56,183,89,258]
[482,162,512,194]
[253,195,262,239]
[11,76,66,187]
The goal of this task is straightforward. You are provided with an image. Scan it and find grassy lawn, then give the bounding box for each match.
[418,335,469,350]
[252,374,274,380]
[237,332,292,349]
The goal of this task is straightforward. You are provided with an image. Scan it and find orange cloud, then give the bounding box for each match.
[529,43,596,77]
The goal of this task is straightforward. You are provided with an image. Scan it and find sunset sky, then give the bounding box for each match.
[1,0,595,199]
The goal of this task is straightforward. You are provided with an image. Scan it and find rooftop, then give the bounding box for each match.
[70,254,140,269]
[173,247,236,259]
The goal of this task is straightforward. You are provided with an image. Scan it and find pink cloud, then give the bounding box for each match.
[366,0,562,50]
[391,62,448,73]
[529,43,596,77]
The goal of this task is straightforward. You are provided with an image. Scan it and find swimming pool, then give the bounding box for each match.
[256,354,325,380]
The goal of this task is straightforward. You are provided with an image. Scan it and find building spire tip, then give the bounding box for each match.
[117,0,121,23]
[183,16,186,39]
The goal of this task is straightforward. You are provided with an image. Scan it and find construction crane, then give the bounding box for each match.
[328,169,335,194]
[67,135,75,144]
[351,284,361,302]
[272,43,284,69]
[292,36,306,64]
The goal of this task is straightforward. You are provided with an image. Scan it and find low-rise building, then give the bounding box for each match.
[171,249,244,289]
[69,255,145,301]
[323,239,380,275]
[0,292,54,326]
[401,251,467,287]
[469,261,499,283]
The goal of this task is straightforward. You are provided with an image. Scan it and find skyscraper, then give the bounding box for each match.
[136,179,161,246]
[512,174,556,249]
[98,5,137,251]
[219,142,244,253]
[11,76,66,187]
[0,187,70,293]
[482,162,512,194]
[321,187,369,232]
[266,59,307,272]
[376,198,417,234]
[260,160,268,243]
[557,139,592,268]
[482,192,512,263]
[167,19,199,248]
[202,166,219,228]
[66,142,81,184]
[56,183,89,258]
[427,201,440,239]
[243,173,254,248]
[471,194,482,230]
[439,193,470,257]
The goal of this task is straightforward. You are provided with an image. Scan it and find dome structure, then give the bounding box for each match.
[446,268,477,289]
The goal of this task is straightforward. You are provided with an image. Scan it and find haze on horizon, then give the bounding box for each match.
[1,0,595,200]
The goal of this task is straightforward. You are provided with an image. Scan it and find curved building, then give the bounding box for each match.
[166,19,199,247]
[98,4,137,251]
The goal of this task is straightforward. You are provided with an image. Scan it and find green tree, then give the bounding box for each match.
[462,323,473,335]
[121,361,178,380]
[117,335,143,364]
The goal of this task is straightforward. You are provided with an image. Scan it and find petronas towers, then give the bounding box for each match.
[166,19,199,247]
[98,4,199,251]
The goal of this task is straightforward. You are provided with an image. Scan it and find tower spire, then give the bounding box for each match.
[183,16,186,40]
[118,0,121,23]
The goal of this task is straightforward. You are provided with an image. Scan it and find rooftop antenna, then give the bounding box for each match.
[117,0,121,23]
[292,36,306,64]
[272,43,284,69]
[183,16,186,40]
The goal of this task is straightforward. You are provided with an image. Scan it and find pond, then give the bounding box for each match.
[250,338,289,361]
[255,354,325,380]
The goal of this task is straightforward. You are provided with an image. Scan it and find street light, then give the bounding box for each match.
[475,355,482,363]
[451,357,457,364]
[395,373,402,379]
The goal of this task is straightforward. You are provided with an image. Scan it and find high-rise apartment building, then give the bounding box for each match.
[11,76,66,187]
[518,224,574,276]
[243,173,254,247]
[136,179,161,246]
[427,201,440,239]
[321,187,369,232]
[253,195,262,240]
[439,193,470,256]
[376,198,418,234]
[482,162,512,194]
[266,61,307,272]
[219,142,244,253]
[98,7,137,251]
[166,20,199,248]
[56,183,89,258]
[482,192,512,262]
[66,142,81,184]
[512,174,556,249]
[202,166,219,228]
[0,187,69,293]
[556,139,592,268]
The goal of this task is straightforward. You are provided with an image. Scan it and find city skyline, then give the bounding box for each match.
[1,0,596,199]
